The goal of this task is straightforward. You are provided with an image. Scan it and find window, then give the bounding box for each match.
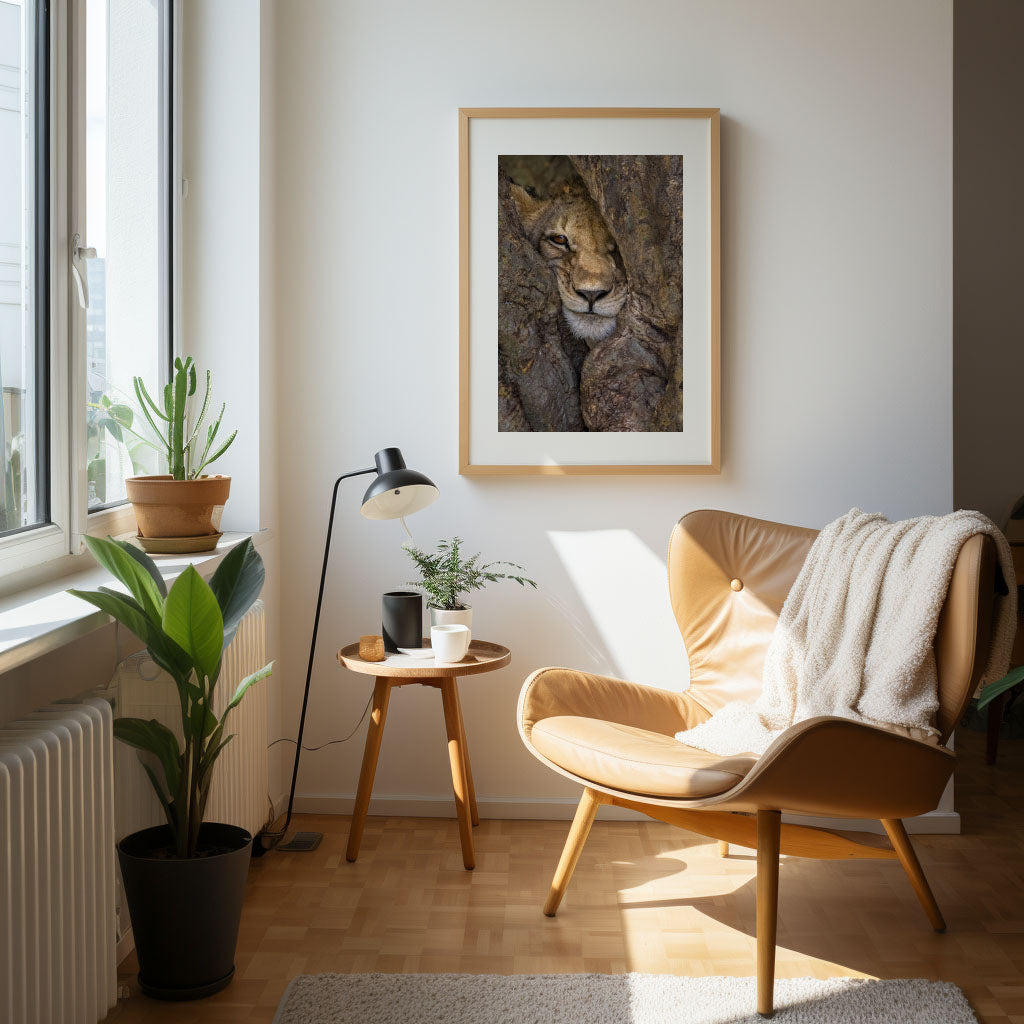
[0,0,48,537]
[82,0,173,511]
[0,0,175,572]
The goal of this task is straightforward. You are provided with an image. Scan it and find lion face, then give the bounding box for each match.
[512,183,627,343]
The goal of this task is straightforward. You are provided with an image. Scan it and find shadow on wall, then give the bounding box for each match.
[547,529,690,692]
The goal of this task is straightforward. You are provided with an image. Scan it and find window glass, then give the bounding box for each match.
[85,0,171,510]
[0,0,46,535]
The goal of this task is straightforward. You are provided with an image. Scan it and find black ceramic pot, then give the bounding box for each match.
[382,590,422,651]
[118,822,252,1000]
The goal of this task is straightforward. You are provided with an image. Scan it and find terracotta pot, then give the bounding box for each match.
[126,475,231,538]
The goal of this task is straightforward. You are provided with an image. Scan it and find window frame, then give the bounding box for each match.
[0,0,69,574]
[0,0,178,576]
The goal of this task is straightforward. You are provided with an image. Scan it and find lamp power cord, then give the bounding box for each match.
[267,691,373,752]
[257,689,374,846]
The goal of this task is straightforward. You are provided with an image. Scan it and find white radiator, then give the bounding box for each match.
[0,698,117,1024]
[114,600,270,841]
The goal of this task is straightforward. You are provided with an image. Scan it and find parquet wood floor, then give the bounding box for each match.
[109,729,1024,1023]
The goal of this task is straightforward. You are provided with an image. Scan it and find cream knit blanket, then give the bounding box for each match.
[675,509,1017,757]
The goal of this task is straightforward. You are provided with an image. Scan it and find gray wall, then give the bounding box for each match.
[953,0,1024,523]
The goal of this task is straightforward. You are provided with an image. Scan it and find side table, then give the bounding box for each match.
[337,639,511,870]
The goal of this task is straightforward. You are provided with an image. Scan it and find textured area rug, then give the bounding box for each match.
[272,973,976,1023]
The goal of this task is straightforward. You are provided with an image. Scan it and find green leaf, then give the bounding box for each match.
[110,538,168,598]
[208,539,265,648]
[184,370,213,469]
[977,665,1024,710]
[71,587,158,652]
[135,375,170,422]
[225,661,273,715]
[199,732,235,782]
[190,698,219,739]
[162,565,224,681]
[140,761,174,823]
[74,586,192,681]
[108,403,133,425]
[82,535,164,624]
[113,717,182,796]
[99,417,124,443]
[195,429,237,475]
[70,586,154,639]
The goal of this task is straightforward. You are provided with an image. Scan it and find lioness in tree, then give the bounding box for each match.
[511,182,627,344]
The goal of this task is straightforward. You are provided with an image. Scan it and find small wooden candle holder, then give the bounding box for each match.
[358,635,386,662]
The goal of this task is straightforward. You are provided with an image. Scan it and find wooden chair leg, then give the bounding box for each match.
[718,840,729,858]
[543,788,602,917]
[346,678,391,863]
[881,818,946,932]
[756,810,781,1018]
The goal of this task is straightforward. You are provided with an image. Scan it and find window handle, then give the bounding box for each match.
[71,233,97,309]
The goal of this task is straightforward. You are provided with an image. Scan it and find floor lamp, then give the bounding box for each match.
[257,447,439,853]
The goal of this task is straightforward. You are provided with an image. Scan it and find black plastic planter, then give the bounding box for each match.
[118,822,252,1000]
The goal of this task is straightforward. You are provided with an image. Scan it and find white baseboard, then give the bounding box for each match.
[293,793,961,834]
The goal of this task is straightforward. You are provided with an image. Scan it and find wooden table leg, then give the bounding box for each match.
[346,678,391,863]
[441,677,475,870]
[453,682,479,826]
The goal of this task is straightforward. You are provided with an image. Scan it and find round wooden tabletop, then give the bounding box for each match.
[337,639,511,678]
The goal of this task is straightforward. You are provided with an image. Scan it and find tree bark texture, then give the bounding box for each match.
[498,175,586,432]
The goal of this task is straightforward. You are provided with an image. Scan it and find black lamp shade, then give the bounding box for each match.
[360,447,439,521]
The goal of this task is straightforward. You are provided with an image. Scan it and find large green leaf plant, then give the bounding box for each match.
[70,537,272,857]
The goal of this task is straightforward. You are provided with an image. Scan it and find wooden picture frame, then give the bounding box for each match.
[459,107,720,476]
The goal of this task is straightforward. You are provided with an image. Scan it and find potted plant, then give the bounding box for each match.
[69,536,272,1000]
[124,356,237,551]
[403,536,536,636]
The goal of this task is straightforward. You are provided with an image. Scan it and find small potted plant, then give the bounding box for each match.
[124,356,237,551]
[69,537,271,1000]
[403,536,536,636]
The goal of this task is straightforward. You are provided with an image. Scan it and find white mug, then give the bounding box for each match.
[430,624,470,663]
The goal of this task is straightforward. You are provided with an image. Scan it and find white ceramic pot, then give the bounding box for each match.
[429,604,472,642]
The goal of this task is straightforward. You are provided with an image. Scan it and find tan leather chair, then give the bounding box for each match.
[518,510,997,1017]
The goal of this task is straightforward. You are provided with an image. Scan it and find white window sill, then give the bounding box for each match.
[0,530,271,676]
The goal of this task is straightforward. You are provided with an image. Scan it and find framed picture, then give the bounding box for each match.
[459,107,720,476]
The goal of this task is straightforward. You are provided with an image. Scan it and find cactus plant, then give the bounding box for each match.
[132,356,237,481]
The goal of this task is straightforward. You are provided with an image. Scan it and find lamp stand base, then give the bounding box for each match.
[276,831,323,853]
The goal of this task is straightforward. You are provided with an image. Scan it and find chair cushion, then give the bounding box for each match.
[531,715,757,799]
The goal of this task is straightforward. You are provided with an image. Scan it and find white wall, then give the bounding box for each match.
[181,0,264,534]
[180,0,285,802]
[272,0,954,819]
